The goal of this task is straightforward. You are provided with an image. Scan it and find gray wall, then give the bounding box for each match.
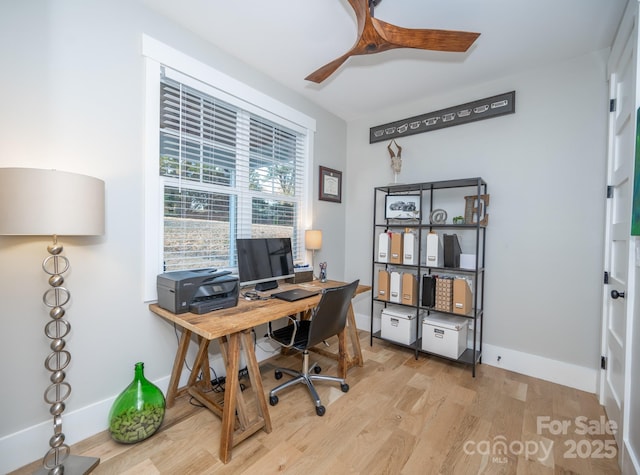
[0,0,615,471]
[345,50,609,375]
[0,1,346,471]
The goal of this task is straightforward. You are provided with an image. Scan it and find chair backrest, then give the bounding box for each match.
[306,280,359,349]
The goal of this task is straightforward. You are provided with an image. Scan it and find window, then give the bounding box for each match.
[143,36,315,300]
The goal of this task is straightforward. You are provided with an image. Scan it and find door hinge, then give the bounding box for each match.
[604,271,609,284]
[607,186,613,198]
[610,98,617,112]
[601,355,607,370]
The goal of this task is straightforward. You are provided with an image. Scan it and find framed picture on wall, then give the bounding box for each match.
[319,166,342,203]
[385,194,421,219]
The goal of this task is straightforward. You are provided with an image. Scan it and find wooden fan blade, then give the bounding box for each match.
[304,0,480,82]
[373,18,480,52]
[305,52,353,83]
[304,0,369,83]
[348,0,368,34]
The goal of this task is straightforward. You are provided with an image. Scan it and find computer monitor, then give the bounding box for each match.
[236,237,295,291]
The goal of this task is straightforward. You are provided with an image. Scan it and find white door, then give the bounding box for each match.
[601,0,638,468]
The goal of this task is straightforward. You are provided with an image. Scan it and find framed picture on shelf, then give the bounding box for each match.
[319,166,342,203]
[385,194,421,219]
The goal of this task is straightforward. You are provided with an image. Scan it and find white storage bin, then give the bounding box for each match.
[381,306,422,345]
[421,314,468,359]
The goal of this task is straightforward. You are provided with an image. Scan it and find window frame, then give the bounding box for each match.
[142,35,316,302]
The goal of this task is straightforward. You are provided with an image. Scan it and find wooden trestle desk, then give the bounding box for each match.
[148,279,370,463]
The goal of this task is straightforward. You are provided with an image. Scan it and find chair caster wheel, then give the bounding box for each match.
[316,405,326,416]
[269,395,279,406]
[275,370,282,380]
[341,383,349,392]
[313,366,322,374]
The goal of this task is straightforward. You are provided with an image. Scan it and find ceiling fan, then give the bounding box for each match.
[305,0,481,83]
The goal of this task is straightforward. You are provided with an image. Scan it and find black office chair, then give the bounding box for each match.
[268,280,359,416]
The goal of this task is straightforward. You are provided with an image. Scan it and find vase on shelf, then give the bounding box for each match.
[108,362,165,444]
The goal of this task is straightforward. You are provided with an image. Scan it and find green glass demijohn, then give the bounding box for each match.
[108,362,166,443]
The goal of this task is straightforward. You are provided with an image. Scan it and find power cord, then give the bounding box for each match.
[210,367,248,392]
[241,290,274,301]
[174,323,229,408]
[242,291,260,300]
[174,322,221,382]
[172,322,251,406]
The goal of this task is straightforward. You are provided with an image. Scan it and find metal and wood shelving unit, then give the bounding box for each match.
[370,177,487,376]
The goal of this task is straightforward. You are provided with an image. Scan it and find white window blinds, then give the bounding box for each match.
[159,66,308,272]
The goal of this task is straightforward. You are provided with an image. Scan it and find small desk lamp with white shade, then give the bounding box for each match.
[304,229,322,279]
[0,168,105,474]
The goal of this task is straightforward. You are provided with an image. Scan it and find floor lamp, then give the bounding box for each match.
[305,229,322,279]
[0,168,105,474]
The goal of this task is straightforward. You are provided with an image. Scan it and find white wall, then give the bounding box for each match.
[0,1,346,472]
[345,50,610,390]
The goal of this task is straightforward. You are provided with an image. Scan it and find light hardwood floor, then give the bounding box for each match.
[12,332,620,475]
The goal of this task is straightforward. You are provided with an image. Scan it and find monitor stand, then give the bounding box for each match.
[255,280,278,292]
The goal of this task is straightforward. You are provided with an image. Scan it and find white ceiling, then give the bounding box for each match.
[140,0,627,122]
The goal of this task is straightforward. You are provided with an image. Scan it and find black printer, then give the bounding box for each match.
[157,268,239,314]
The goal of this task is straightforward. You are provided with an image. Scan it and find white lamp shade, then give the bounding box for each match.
[0,168,105,236]
[305,229,322,250]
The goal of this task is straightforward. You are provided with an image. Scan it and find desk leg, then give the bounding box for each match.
[220,333,240,464]
[240,330,272,433]
[188,337,211,389]
[166,328,192,408]
[198,338,211,387]
[218,336,250,431]
[337,326,349,379]
[216,331,271,463]
[307,302,364,379]
[346,304,363,368]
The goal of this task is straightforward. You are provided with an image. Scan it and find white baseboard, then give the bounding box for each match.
[355,314,598,393]
[481,343,598,393]
[0,381,168,474]
[0,335,283,474]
